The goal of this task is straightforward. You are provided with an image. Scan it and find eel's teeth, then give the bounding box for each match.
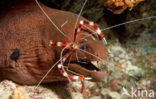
[85,77,92,80]
[91,61,98,66]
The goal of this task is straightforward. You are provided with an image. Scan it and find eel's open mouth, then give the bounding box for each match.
[65,61,106,81]
[70,61,100,71]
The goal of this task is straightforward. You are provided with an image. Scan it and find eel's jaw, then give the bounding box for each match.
[67,61,106,81]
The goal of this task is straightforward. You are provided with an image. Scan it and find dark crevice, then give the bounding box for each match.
[103,8,128,43]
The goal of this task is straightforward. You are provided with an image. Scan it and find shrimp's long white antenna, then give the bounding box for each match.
[35,45,71,89]
[79,48,104,61]
[78,16,156,41]
[72,0,88,37]
[64,66,84,77]
[61,20,68,27]
[102,16,156,31]
[35,0,68,37]
[35,57,63,89]
[76,51,87,64]
[60,43,72,60]
[66,55,84,76]
[60,46,72,83]
[83,25,98,35]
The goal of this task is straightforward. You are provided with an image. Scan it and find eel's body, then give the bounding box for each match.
[0,0,107,85]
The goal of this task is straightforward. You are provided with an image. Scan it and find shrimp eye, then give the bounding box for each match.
[79,44,86,51]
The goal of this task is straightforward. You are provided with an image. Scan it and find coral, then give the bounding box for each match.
[0,80,18,99]
[10,87,27,99]
[106,44,142,76]
[103,0,144,14]
[0,80,60,99]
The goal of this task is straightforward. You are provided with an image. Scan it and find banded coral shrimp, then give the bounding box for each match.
[35,0,108,89]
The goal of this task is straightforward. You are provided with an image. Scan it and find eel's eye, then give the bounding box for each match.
[79,44,86,51]
[10,48,20,62]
